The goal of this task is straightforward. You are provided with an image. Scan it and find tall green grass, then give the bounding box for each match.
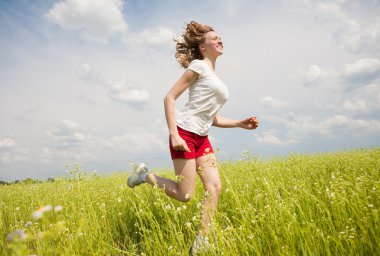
[1,148,379,255]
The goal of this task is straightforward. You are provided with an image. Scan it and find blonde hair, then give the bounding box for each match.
[174,21,214,68]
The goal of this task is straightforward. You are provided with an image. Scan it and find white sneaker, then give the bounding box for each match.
[190,236,209,255]
[127,163,149,188]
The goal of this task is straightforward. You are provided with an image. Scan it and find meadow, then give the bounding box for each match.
[1,148,379,255]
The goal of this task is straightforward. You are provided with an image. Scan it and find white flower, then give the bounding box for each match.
[117,198,122,203]
[24,221,33,228]
[7,230,27,241]
[41,205,53,212]
[54,205,63,212]
[31,205,52,220]
[165,204,171,210]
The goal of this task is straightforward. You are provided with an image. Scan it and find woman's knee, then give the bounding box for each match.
[178,190,194,202]
[207,182,222,198]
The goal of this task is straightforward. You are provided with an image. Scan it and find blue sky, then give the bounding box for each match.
[1,0,379,181]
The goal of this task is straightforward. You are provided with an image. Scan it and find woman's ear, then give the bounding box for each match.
[199,43,206,52]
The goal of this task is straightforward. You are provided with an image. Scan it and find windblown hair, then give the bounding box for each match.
[174,21,214,68]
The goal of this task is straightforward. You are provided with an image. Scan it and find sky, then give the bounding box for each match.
[0,0,379,182]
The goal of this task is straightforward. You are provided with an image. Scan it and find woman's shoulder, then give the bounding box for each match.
[189,59,204,66]
[188,59,207,72]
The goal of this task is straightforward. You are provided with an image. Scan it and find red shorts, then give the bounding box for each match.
[169,126,214,159]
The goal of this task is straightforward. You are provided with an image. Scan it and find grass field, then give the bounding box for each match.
[1,148,379,255]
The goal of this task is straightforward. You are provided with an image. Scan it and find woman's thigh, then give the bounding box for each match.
[195,154,221,189]
[173,158,197,196]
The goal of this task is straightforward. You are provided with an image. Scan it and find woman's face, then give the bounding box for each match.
[200,31,223,57]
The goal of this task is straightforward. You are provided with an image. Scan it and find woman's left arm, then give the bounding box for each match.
[212,115,259,130]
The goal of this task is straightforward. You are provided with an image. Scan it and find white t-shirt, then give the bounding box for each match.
[176,59,229,136]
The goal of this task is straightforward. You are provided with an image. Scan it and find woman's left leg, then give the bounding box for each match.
[195,153,222,236]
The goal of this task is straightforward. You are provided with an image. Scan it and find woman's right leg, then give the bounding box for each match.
[145,158,197,202]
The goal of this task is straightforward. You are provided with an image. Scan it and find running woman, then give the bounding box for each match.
[127,21,259,254]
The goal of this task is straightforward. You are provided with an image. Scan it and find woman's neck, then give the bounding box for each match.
[202,57,217,71]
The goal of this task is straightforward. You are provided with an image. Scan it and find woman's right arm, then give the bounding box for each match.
[164,69,198,152]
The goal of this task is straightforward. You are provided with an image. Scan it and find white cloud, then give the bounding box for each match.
[285,0,380,54]
[42,119,94,164]
[123,26,175,47]
[44,0,128,44]
[105,128,166,153]
[0,137,29,164]
[254,130,296,145]
[259,96,289,108]
[221,0,248,18]
[258,113,380,145]
[340,99,370,113]
[46,119,88,149]
[108,80,150,106]
[77,63,106,85]
[75,63,150,106]
[295,64,336,88]
[287,114,380,140]
[342,58,380,87]
[296,58,380,89]
[0,138,16,150]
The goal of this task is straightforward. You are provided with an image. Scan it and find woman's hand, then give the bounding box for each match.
[239,116,259,130]
[170,134,191,152]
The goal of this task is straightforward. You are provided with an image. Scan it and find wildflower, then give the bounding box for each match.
[31,205,53,220]
[117,198,122,203]
[182,205,187,210]
[37,231,45,239]
[7,230,27,241]
[184,222,192,228]
[165,204,171,210]
[15,207,20,211]
[54,205,63,212]
[176,207,181,212]
[25,221,33,228]
[368,204,374,208]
